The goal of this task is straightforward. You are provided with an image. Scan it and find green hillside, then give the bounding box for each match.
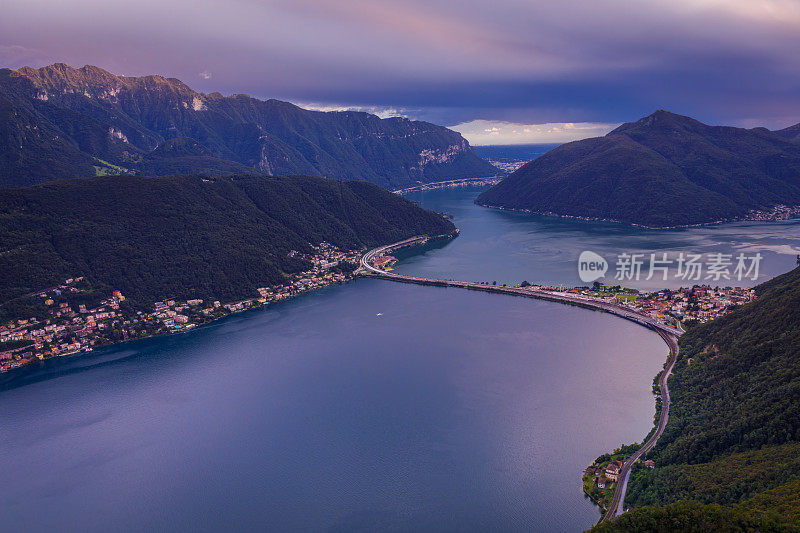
[592,499,795,532]
[596,266,800,530]
[477,111,800,227]
[0,174,455,320]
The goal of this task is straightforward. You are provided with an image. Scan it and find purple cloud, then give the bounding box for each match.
[2,0,800,129]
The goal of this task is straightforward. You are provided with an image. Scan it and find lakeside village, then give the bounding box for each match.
[3,240,758,376]
[392,176,502,195]
[485,158,528,174]
[746,204,800,222]
[547,283,756,325]
[569,284,756,510]
[583,447,651,511]
[0,243,362,374]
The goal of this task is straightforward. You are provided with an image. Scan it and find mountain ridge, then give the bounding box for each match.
[775,122,800,144]
[0,173,456,320]
[0,63,495,188]
[476,110,800,227]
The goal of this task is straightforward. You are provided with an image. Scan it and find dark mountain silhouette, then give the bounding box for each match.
[774,122,800,144]
[477,111,800,227]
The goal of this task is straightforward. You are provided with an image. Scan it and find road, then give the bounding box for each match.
[361,236,681,522]
[603,329,678,520]
[391,176,502,194]
[361,237,683,338]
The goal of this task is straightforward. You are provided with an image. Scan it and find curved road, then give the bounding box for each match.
[361,236,681,522]
[604,329,678,520]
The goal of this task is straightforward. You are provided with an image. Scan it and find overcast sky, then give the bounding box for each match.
[3,0,800,144]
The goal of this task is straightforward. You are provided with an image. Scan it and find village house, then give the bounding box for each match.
[605,461,621,482]
[2,242,363,374]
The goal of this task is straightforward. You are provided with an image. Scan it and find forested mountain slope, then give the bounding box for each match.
[0,174,455,319]
[0,64,494,188]
[477,111,800,227]
[596,266,800,530]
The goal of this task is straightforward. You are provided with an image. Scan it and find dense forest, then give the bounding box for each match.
[605,266,800,529]
[592,500,794,532]
[0,174,455,320]
[477,110,800,227]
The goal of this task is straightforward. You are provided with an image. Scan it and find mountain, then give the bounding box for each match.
[477,111,800,227]
[0,174,455,320]
[0,63,495,188]
[775,123,800,144]
[596,266,800,530]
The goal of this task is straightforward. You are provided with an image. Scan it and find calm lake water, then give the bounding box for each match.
[2,187,798,532]
[399,187,800,290]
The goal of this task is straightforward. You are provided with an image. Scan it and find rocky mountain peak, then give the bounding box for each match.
[14,63,195,99]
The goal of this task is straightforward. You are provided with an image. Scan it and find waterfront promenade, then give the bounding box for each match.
[360,235,682,521]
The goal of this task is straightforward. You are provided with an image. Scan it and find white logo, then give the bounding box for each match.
[578,251,608,283]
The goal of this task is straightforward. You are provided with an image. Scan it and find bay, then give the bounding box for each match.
[7,185,798,531]
[1,275,663,532]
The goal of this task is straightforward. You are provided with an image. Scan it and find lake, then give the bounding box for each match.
[398,187,800,290]
[2,187,798,532]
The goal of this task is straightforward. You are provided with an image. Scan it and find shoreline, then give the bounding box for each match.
[0,242,366,375]
[392,176,502,195]
[0,280,355,388]
[475,201,800,230]
[360,236,682,523]
[1,234,463,377]
[0,276,358,381]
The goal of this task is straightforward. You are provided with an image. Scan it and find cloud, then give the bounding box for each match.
[293,102,410,119]
[452,120,619,145]
[0,44,52,68]
[3,0,800,127]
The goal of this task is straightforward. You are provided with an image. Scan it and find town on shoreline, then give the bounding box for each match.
[391,176,502,195]
[2,239,758,374]
[0,243,362,374]
[477,203,800,230]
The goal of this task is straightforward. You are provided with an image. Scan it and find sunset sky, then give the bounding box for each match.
[3,0,800,144]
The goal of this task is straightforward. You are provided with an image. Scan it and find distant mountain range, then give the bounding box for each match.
[477,111,800,227]
[0,63,495,188]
